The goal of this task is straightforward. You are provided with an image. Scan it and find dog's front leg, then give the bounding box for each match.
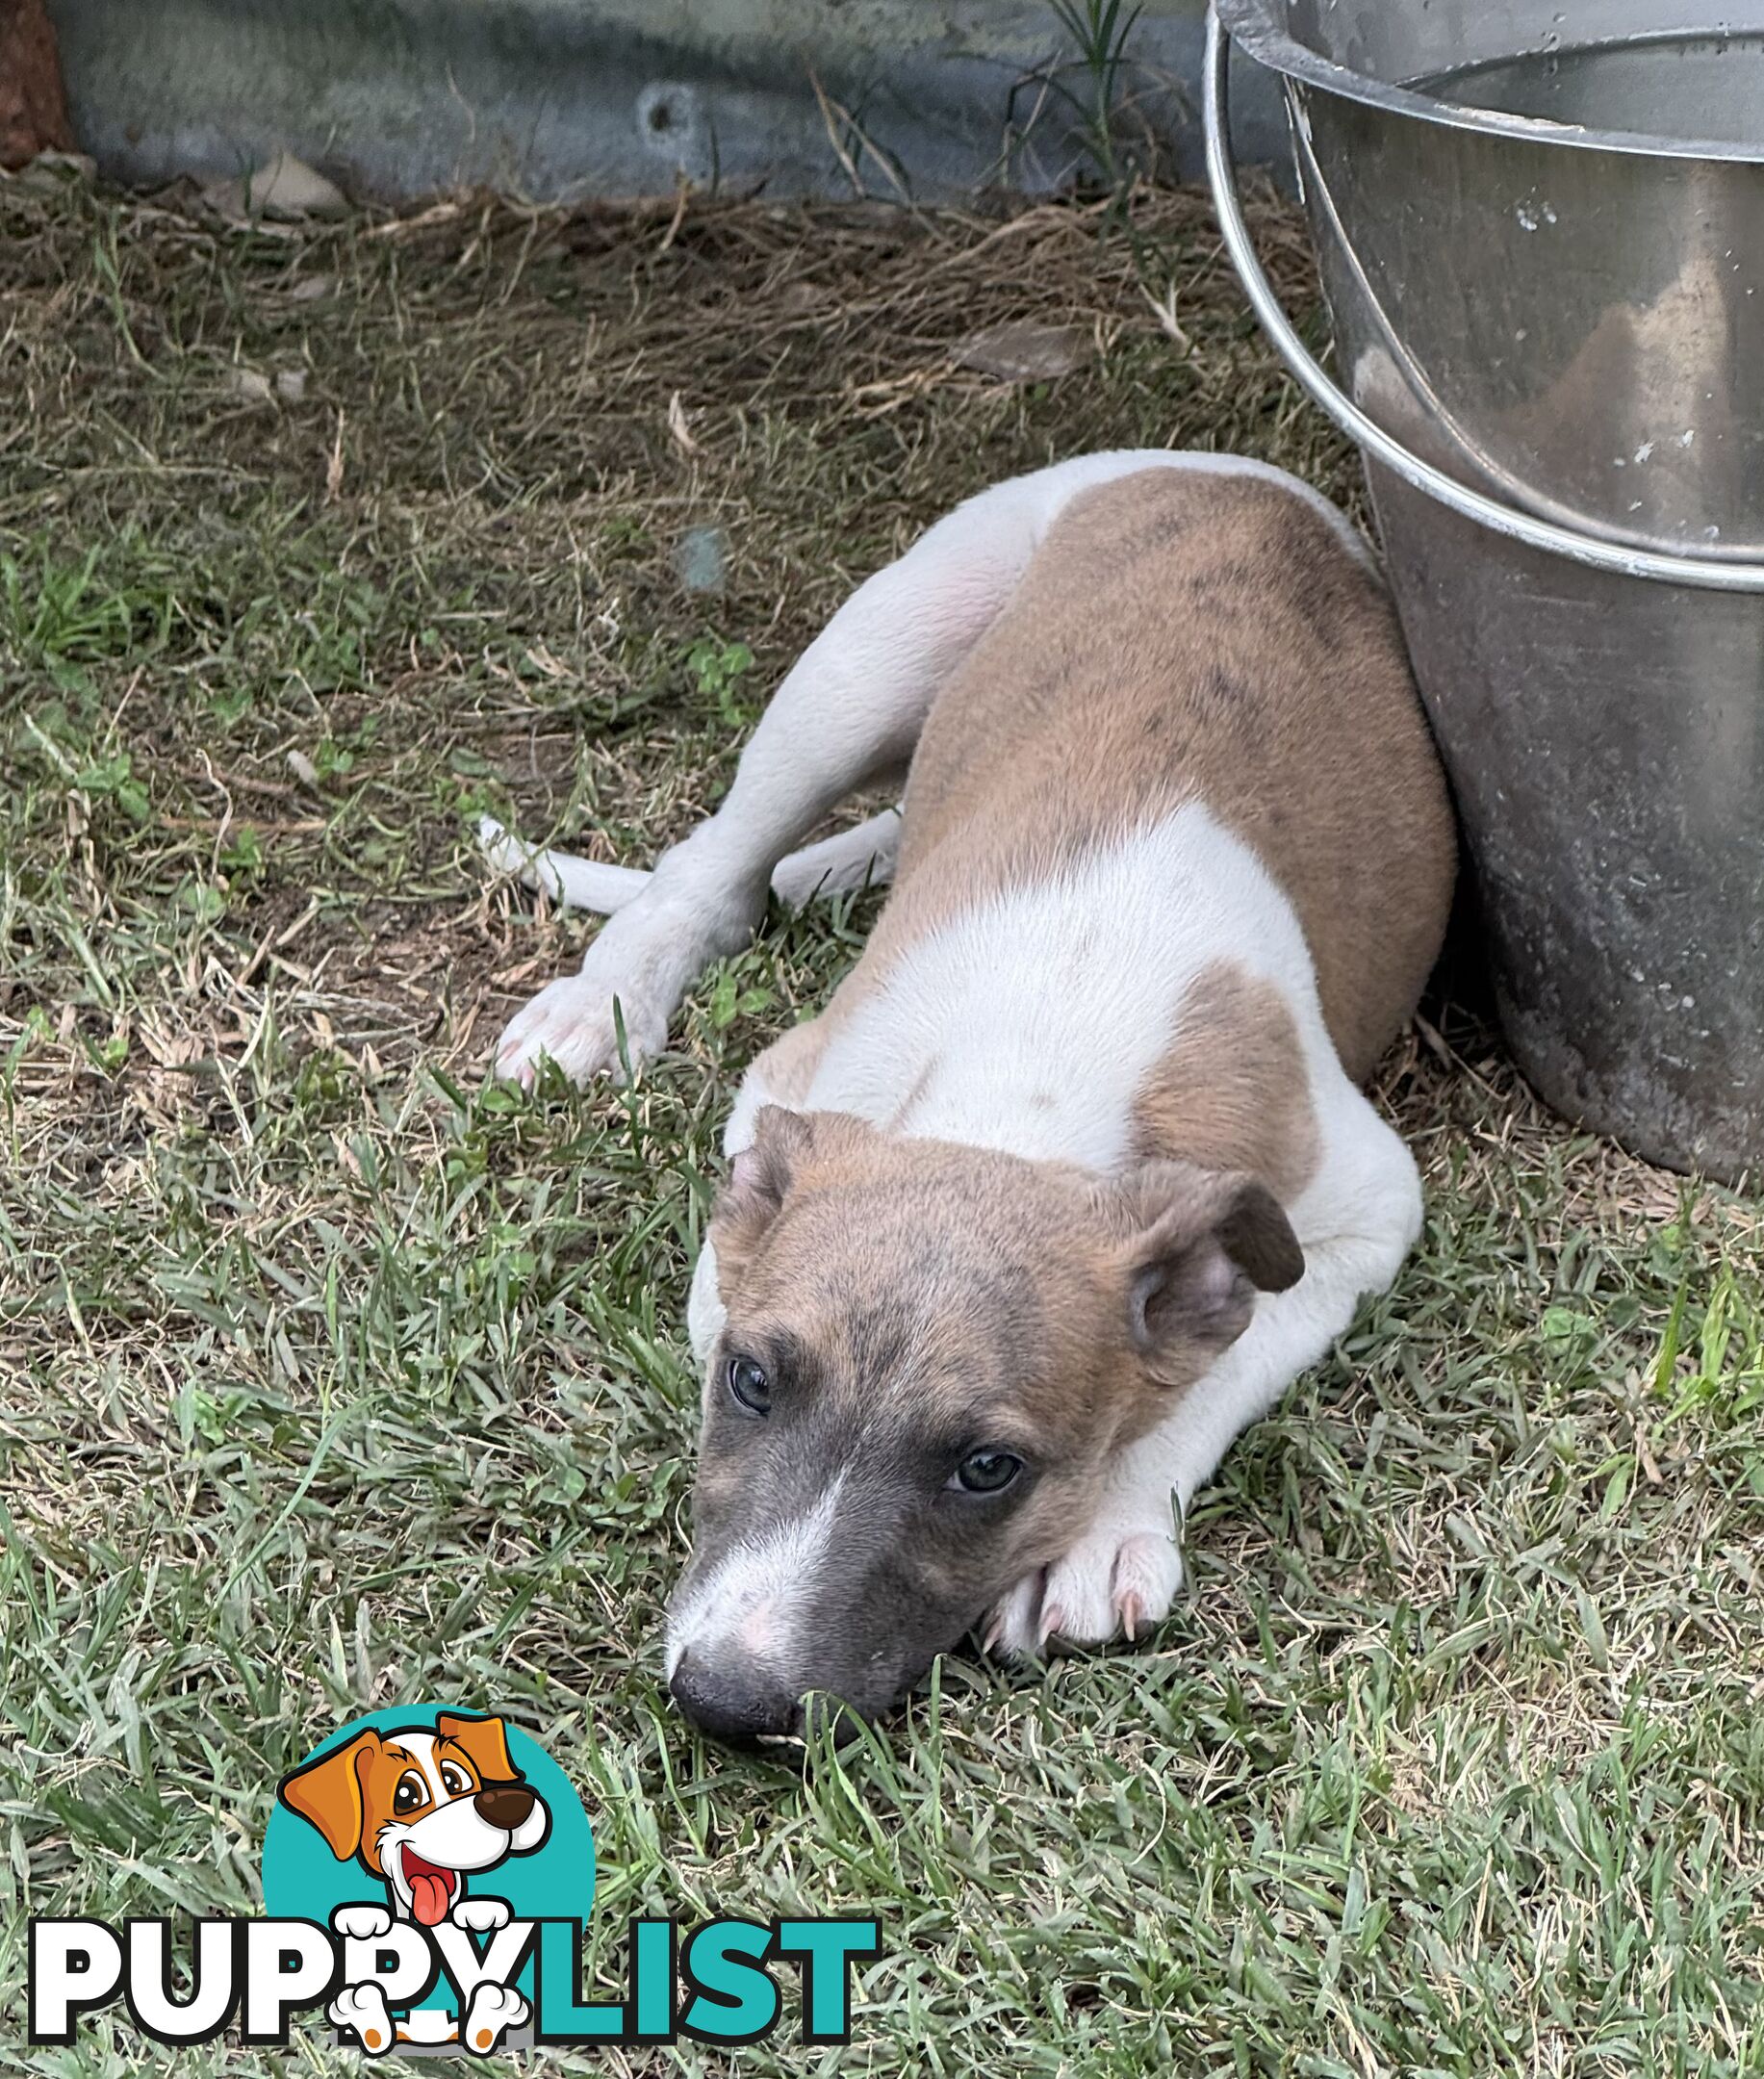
[991,1097,1424,1655]
[492,466,1121,1087]
[986,1230,1408,1654]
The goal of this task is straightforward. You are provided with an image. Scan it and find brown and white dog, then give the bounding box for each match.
[485,453,1455,1739]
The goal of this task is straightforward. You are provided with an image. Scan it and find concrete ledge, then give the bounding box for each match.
[47,0,1290,201]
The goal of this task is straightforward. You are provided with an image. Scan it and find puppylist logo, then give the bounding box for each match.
[29,1706,879,2055]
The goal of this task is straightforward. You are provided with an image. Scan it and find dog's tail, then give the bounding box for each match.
[479,808,902,919]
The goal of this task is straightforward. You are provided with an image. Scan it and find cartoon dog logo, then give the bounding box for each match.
[278,1712,551,2051]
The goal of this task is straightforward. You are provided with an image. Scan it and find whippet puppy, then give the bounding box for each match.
[487,452,1455,1738]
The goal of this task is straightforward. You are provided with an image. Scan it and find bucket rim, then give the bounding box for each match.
[1216,0,1764,166]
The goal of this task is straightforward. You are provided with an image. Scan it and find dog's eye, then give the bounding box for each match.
[393,1771,427,1814]
[726,1354,772,1416]
[949,1449,1023,1495]
[439,1762,473,1796]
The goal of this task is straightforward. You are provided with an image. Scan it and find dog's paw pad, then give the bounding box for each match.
[331,1905,393,1941]
[463,1983,529,2055]
[1042,1524,1183,1647]
[451,1896,512,1933]
[329,1983,396,2054]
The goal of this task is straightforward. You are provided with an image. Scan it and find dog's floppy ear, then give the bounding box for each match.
[434,1712,521,1784]
[718,1106,818,1233]
[717,1107,881,1233]
[1109,1162,1304,1384]
[712,1108,878,1290]
[277,1731,380,1860]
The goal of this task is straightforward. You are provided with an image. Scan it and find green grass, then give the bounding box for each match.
[3,165,1763,2076]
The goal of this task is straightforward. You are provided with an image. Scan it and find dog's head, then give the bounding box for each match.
[277,1714,551,1924]
[665,1107,1300,1738]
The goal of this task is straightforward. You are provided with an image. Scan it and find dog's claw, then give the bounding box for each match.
[451,1896,513,1933]
[1039,1525,1183,1648]
[989,1525,1181,1659]
[984,1568,1048,1659]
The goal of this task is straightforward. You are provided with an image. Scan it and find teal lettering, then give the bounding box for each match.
[680,1920,778,2042]
[776,1920,879,2042]
[631,1920,675,2039]
[532,1921,623,2043]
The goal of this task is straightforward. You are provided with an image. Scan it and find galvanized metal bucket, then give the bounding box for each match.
[1204,1,1764,1183]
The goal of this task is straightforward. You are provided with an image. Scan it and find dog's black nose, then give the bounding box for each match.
[669,1653,799,1743]
[474,1783,536,1830]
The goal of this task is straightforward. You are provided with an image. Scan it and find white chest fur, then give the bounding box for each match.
[791,801,1319,1172]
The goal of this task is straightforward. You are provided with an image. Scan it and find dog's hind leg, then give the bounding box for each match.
[494,455,1182,1086]
[480,804,903,919]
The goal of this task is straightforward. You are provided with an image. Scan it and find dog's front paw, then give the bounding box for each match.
[451,1896,511,1933]
[982,1568,1048,1660]
[1041,1522,1184,1646]
[331,1904,393,1941]
[462,1982,529,2055]
[329,1983,396,2055]
[984,1519,1184,1658]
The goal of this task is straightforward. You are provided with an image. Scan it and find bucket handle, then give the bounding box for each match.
[1202,6,1764,594]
